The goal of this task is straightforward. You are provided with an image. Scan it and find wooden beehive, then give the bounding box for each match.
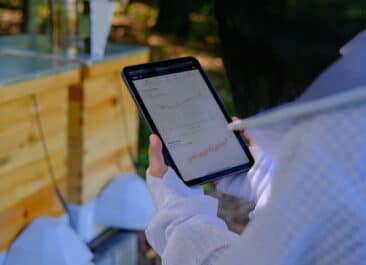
[68,50,149,204]
[0,70,78,253]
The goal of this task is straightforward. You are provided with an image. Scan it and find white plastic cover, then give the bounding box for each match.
[68,199,106,242]
[95,173,156,230]
[4,217,93,265]
[0,252,6,265]
[90,0,116,58]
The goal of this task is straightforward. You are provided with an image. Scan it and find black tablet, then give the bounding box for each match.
[122,56,254,186]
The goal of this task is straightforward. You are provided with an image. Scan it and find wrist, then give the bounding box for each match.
[146,167,204,209]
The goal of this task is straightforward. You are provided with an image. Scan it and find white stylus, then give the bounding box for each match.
[228,85,366,130]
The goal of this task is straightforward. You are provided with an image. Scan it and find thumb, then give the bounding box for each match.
[148,134,168,178]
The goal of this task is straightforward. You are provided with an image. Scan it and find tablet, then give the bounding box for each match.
[122,56,254,186]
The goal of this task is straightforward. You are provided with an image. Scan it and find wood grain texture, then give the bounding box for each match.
[82,146,134,202]
[0,88,67,162]
[81,52,149,79]
[0,177,66,252]
[67,84,84,203]
[0,70,78,104]
[0,150,66,212]
[0,74,72,253]
[68,52,146,203]
[0,51,148,251]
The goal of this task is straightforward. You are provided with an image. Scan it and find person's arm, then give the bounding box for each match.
[146,167,240,264]
[145,135,240,265]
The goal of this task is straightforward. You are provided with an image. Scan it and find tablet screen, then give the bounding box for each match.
[132,67,249,181]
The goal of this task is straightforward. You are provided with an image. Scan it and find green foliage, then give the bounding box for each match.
[125,2,158,24]
[194,0,215,17]
[0,0,22,8]
[137,120,151,176]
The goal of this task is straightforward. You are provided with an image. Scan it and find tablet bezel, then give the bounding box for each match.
[122,56,254,186]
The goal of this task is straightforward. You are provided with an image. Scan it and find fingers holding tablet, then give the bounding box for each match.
[122,57,254,185]
[148,134,168,178]
[231,117,256,146]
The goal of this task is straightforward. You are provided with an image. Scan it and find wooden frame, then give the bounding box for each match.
[0,70,79,253]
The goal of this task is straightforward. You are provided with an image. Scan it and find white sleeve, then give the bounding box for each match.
[216,146,274,213]
[145,167,240,265]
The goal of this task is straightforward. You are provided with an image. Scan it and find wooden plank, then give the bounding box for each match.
[68,98,83,141]
[83,131,128,169]
[0,105,67,157]
[0,177,66,253]
[35,86,67,112]
[84,77,118,107]
[80,90,138,203]
[67,51,147,203]
[82,52,149,79]
[0,133,66,177]
[83,72,135,109]
[83,142,136,180]
[82,147,134,202]
[84,98,138,137]
[0,69,72,252]
[83,101,137,137]
[67,136,83,204]
[0,96,67,133]
[84,98,119,131]
[82,70,138,138]
[84,145,131,175]
[0,150,66,212]
[83,111,137,141]
[85,86,136,113]
[4,88,67,119]
[0,116,66,158]
[83,117,138,165]
[0,97,33,133]
[0,70,78,104]
[67,84,84,203]
[0,89,68,133]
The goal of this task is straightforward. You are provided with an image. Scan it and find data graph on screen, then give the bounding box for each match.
[133,70,249,181]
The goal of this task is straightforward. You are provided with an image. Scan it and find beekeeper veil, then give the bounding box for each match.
[220,29,366,265]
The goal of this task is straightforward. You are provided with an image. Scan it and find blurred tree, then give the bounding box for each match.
[215,0,366,117]
[154,0,195,36]
[0,0,45,33]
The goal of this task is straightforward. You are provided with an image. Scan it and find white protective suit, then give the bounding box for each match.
[145,30,366,265]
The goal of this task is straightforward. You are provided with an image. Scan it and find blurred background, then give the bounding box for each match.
[1,0,366,176]
[0,0,365,264]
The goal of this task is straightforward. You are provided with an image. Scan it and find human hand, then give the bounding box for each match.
[231,117,256,146]
[148,134,168,178]
[148,117,254,180]
[213,117,256,186]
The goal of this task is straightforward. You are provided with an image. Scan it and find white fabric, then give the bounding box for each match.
[90,0,116,59]
[95,173,156,230]
[215,97,366,265]
[68,199,106,242]
[144,29,366,265]
[4,217,93,265]
[145,146,274,264]
[0,252,6,265]
[216,146,274,217]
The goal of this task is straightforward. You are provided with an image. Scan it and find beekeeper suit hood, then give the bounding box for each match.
[219,29,366,265]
